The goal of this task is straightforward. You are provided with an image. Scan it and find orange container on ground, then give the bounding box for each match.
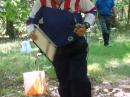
[23,71,46,96]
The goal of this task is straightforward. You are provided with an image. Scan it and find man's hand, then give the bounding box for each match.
[74,23,87,37]
[29,32,37,40]
[26,24,37,40]
[27,24,35,33]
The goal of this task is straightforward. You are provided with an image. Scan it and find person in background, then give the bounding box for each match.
[95,0,117,47]
[26,0,96,97]
[20,36,32,54]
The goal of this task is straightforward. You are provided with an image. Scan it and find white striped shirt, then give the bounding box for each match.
[29,0,96,25]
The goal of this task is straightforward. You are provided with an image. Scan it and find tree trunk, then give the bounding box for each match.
[128,0,130,25]
[6,19,15,39]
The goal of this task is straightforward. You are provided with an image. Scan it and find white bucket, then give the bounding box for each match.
[23,71,46,96]
[20,40,32,54]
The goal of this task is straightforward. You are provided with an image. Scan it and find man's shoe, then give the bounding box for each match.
[104,44,111,47]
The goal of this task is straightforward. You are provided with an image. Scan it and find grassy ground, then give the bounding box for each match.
[0,29,130,96]
[88,29,130,82]
[0,39,56,96]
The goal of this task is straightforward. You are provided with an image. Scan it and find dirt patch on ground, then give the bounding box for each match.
[0,70,130,97]
[46,78,130,97]
[92,78,130,97]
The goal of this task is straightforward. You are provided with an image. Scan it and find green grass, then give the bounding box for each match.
[0,30,130,96]
[0,40,56,78]
[0,40,56,96]
[88,31,130,82]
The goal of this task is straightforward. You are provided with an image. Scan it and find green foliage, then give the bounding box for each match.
[0,0,32,35]
[2,0,30,22]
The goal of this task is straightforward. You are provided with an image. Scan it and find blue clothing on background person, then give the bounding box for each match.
[96,0,114,16]
[27,0,96,97]
[95,0,116,47]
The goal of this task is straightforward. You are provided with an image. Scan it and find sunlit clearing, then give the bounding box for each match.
[1,50,8,54]
[105,59,120,68]
[88,63,105,79]
[123,58,130,64]
[122,53,130,64]
[114,35,129,43]
[0,41,19,51]
[88,63,103,72]
[126,53,130,58]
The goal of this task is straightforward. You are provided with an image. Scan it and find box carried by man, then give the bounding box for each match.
[27,24,57,62]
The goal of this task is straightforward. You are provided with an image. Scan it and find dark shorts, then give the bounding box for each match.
[52,38,91,97]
